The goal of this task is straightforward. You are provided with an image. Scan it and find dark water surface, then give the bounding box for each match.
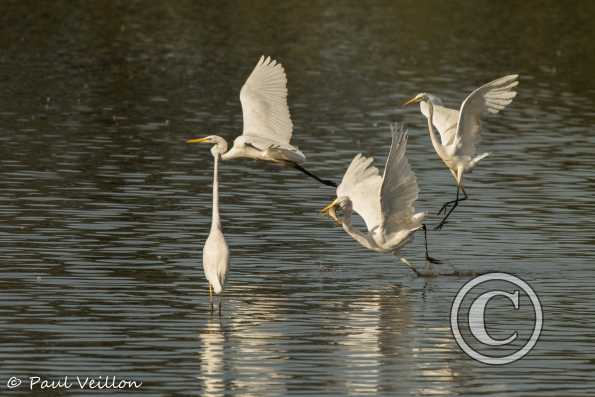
[1,1,595,396]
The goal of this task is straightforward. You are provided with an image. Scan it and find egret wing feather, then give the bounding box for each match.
[380,125,422,236]
[240,55,293,145]
[421,101,459,147]
[241,134,301,154]
[337,154,383,233]
[455,74,519,157]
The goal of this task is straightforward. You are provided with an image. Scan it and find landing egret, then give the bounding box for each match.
[188,136,229,312]
[187,55,336,187]
[321,124,440,275]
[404,75,519,229]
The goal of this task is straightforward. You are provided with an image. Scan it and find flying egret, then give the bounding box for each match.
[404,74,519,230]
[188,136,229,312]
[320,124,441,276]
[187,55,336,187]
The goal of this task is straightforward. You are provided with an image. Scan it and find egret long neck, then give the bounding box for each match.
[211,154,221,230]
[341,210,376,250]
[425,102,448,159]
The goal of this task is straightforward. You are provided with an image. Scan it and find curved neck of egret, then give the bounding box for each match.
[211,152,221,230]
[424,101,447,159]
[340,207,376,250]
[214,136,229,156]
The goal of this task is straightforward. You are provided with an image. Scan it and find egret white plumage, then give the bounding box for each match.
[187,55,336,187]
[404,75,519,229]
[321,124,440,275]
[187,136,229,312]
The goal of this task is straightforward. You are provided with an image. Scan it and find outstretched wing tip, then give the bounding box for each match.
[241,55,293,143]
[494,74,520,84]
[455,73,520,155]
[379,122,420,235]
[388,122,408,151]
[256,54,284,70]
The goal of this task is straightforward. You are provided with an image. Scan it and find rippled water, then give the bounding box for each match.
[1,1,595,396]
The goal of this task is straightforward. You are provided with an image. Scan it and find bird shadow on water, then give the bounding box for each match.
[401,257,482,278]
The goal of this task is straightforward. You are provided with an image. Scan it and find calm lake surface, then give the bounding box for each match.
[1,1,595,396]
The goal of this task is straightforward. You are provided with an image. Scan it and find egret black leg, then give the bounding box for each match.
[422,224,442,264]
[437,199,457,216]
[400,257,422,277]
[209,284,214,314]
[293,163,337,188]
[408,265,422,277]
[435,186,468,230]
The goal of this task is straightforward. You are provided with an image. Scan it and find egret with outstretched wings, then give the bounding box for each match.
[321,124,440,274]
[188,56,336,187]
[404,75,519,229]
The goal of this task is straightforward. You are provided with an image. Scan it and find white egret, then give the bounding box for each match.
[321,124,440,276]
[404,74,519,229]
[187,55,336,187]
[187,136,229,312]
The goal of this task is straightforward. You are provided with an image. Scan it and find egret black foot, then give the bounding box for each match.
[426,255,442,264]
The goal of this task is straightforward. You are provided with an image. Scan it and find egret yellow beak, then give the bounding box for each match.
[186,137,210,144]
[320,198,339,213]
[320,198,341,224]
[402,95,422,106]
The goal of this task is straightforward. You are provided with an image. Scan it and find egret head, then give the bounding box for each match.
[403,93,428,106]
[403,93,443,106]
[186,135,228,157]
[320,196,352,224]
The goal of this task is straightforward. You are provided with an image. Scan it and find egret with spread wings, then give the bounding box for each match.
[189,136,229,312]
[404,75,519,229]
[187,55,336,187]
[321,124,440,275]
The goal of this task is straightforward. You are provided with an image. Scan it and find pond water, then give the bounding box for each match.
[1,1,595,396]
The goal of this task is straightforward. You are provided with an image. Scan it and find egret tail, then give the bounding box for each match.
[208,276,223,295]
[470,152,490,168]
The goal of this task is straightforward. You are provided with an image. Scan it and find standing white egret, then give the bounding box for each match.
[404,74,519,229]
[187,55,337,187]
[320,124,440,275]
[188,136,229,312]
